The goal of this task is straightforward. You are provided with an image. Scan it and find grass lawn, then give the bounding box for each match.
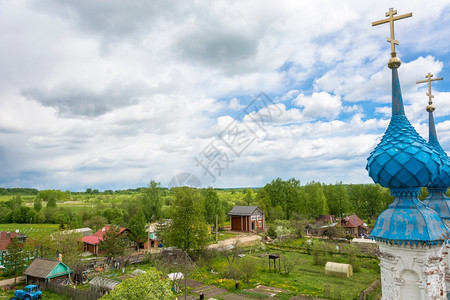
[0,223,59,238]
[191,246,379,299]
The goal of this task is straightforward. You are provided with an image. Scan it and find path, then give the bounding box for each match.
[207,234,261,250]
[0,276,25,287]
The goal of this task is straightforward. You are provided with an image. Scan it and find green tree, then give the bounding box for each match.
[47,193,57,208]
[141,180,163,222]
[4,237,27,284]
[128,211,147,250]
[103,207,126,224]
[324,183,352,218]
[159,187,209,255]
[5,195,22,210]
[243,188,254,205]
[203,187,223,225]
[99,226,128,259]
[84,215,107,232]
[304,182,328,218]
[33,197,42,212]
[100,268,172,300]
[35,231,83,268]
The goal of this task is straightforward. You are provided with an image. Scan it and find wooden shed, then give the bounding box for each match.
[228,206,265,232]
[24,258,72,287]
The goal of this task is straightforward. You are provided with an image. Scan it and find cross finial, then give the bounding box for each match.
[416,73,443,112]
[372,8,412,68]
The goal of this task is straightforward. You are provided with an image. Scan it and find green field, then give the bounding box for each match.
[0,223,59,238]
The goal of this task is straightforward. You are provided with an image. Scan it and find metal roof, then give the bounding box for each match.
[24,258,72,279]
[228,206,262,216]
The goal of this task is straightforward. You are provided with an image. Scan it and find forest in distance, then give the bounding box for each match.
[0,178,438,231]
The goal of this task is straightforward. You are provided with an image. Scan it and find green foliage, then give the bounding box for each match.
[243,188,254,205]
[99,226,128,259]
[203,187,224,225]
[418,187,429,201]
[267,226,277,239]
[3,237,27,284]
[140,180,163,222]
[100,268,173,300]
[0,188,38,196]
[31,231,83,268]
[103,207,126,224]
[84,215,107,232]
[323,183,352,218]
[159,187,209,254]
[128,211,147,249]
[34,197,42,212]
[239,256,258,283]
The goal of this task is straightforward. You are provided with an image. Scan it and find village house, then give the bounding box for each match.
[0,231,27,253]
[228,206,265,232]
[82,226,130,255]
[24,258,72,287]
[340,214,370,237]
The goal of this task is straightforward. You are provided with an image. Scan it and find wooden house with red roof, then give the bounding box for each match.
[82,226,130,255]
[340,214,370,237]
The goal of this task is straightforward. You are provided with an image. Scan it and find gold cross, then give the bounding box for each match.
[416,73,443,106]
[372,8,412,56]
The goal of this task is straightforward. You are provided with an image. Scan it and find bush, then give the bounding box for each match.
[267,226,277,239]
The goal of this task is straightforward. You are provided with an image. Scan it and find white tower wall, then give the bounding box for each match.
[378,243,447,299]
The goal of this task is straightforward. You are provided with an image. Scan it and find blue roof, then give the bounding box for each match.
[427,111,450,188]
[366,69,441,188]
[368,67,449,243]
[371,188,450,243]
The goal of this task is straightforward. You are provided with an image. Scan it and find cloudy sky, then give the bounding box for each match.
[1,0,450,191]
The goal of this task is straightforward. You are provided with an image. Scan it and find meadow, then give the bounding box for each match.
[0,223,59,238]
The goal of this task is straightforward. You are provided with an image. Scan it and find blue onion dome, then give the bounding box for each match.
[427,109,450,188]
[366,68,442,188]
[368,67,449,244]
[422,106,450,220]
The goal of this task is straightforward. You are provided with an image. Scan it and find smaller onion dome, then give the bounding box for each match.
[427,110,450,188]
[366,68,441,188]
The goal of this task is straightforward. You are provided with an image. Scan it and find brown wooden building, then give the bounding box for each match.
[228,206,265,232]
[24,258,72,287]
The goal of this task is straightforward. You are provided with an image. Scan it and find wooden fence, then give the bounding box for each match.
[45,282,104,300]
[359,279,381,300]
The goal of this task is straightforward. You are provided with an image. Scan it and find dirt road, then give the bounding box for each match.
[207,234,261,250]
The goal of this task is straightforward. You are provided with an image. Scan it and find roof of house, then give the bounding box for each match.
[24,258,72,279]
[83,226,128,245]
[228,206,263,216]
[82,235,102,245]
[341,214,368,229]
[93,226,128,238]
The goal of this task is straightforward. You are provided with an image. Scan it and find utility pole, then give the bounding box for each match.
[184,250,187,300]
[215,214,218,242]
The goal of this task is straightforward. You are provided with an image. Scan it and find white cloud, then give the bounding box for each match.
[293,92,342,120]
[228,98,245,110]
